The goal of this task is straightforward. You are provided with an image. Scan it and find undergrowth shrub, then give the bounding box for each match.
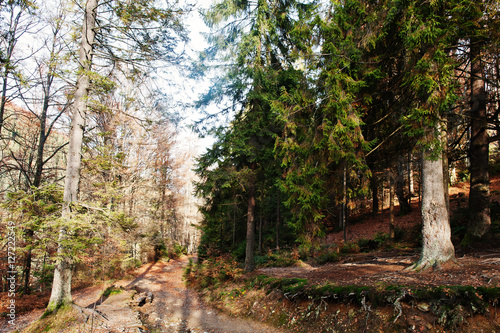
[339,242,360,254]
[254,249,299,268]
[314,251,340,265]
[357,232,392,252]
[312,244,340,265]
[156,241,187,260]
[184,254,243,289]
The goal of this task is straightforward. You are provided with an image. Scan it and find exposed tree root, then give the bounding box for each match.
[71,303,108,322]
[405,257,458,273]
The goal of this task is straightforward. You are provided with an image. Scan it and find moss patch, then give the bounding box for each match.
[192,274,500,332]
[22,304,83,333]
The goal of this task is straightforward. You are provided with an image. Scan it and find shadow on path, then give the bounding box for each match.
[124,261,157,289]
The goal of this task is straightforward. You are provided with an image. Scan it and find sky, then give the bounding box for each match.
[163,0,218,153]
[6,0,217,154]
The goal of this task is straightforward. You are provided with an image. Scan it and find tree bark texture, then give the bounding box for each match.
[468,38,491,239]
[245,173,256,272]
[47,228,73,311]
[48,0,98,311]
[411,146,455,271]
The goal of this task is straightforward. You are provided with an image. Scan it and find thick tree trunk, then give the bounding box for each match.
[47,228,73,311]
[47,0,98,312]
[245,173,256,272]
[410,145,455,271]
[468,38,490,240]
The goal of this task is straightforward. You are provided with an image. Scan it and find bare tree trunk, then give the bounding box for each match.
[258,215,262,255]
[276,193,280,250]
[47,0,98,312]
[232,200,236,247]
[389,170,395,241]
[442,124,450,215]
[410,134,455,271]
[370,171,379,214]
[245,171,256,272]
[396,157,412,214]
[342,165,347,242]
[468,37,490,240]
[408,153,414,195]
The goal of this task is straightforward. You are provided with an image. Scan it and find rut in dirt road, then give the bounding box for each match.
[114,257,284,333]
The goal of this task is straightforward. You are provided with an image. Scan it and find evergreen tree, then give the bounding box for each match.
[386,0,460,268]
[276,0,371,247]
[456,0,500,241]
[197,0,315,271]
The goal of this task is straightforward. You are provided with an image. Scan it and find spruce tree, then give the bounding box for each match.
[197,0,315,271]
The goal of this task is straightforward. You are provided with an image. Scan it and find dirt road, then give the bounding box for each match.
[113,256,283,333]
[1,256,284,333]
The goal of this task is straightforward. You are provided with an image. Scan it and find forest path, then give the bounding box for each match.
[113,256,284,332]
[1,256,284,333]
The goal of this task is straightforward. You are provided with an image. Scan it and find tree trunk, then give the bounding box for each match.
[370,171,379,214]
[396,157,412,214]
[245,172,256,272]
[468,37,490,240]
[232,200,236,247]
[22,229,33,294]
[442,124,450,215]
[47,0,98,312]
[389,170,395,241]
[342,166,347,242]
[258,215,263,255]
[276,194,280,250]
[47,228,73,311]
[410,142,455,271]
[408,153,414,195]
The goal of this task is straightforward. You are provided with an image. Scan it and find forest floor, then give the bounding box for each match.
[2,176,500,332]
[258,176,500,288]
